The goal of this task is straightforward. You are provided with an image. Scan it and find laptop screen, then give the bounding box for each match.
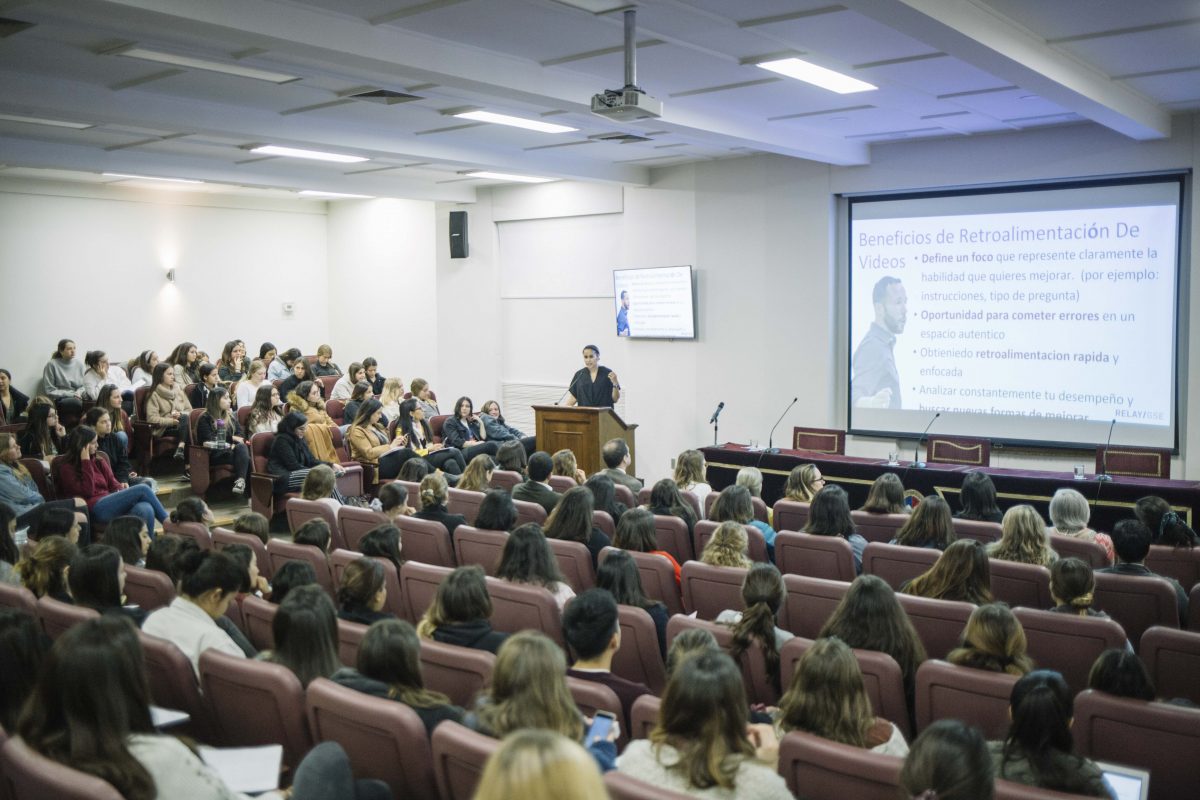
[1095,761,1150,800]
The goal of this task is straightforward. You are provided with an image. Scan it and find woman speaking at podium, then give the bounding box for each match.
[565,344,621,409]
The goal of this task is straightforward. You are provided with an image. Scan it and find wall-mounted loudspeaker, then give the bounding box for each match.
[449,210,469,259]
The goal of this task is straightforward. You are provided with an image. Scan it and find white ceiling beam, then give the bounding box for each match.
[840,0,1170,140]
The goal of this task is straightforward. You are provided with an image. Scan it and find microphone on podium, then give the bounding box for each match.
[911,412,940,470]
[1096,418,1117,482]
[764,397,798,455]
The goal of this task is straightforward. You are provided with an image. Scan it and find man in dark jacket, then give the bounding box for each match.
[1098,518,1189,626]
[512,451,560,515]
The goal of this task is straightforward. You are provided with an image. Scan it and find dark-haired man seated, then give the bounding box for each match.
[1098,519,1188,626]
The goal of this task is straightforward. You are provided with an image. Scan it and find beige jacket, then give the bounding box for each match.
[145,385,191,436]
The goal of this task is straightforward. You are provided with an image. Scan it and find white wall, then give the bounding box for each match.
[0,180,329,391]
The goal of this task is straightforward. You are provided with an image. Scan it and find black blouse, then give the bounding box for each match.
[569,366,616,408]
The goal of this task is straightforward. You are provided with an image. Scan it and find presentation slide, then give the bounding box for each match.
[613,265,696,339]
[848,177,1182,449]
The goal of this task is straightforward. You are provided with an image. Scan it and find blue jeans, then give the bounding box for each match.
[92,483,169,535]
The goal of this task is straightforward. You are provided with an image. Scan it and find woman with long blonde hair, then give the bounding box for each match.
[700,521,752,569]
[902,539,993,605]
[457,454,496,494]
[473,729,608,800]
[378,376,405,422]
[947,603,1033,677]
[784,463,824,502]
[551,449,586,485]
[987,505,1057,567]
[672,449,711,503]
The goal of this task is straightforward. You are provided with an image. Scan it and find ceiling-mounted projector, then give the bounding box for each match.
[590,8,662,121]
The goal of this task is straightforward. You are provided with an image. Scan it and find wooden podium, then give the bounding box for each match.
[533,405,637,476]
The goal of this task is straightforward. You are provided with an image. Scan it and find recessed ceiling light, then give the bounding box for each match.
[250,145,368,163]
[298,190,373,199]
[103,172,204,184]
[453,110,577,134]
[111,45,298,83]
[464,171,556,184]
[0,113,93,129]
[757,58,876,94]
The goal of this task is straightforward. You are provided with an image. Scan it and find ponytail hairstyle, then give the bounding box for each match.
[129,350,156,377]
[169,497,209,524]
[84,350,106,373]
[1049,558,1097,615]
[419,471,449,510]
[53,338,74,360]
[728,563,785,688]
[16,535,77,598]
[1002,670,1087,793]
[947,603,1033,677]
[1135,495,1198,548]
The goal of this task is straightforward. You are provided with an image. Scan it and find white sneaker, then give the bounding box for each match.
[232,478,246,495]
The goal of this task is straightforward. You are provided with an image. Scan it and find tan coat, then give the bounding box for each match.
[287,394,338,462]
[145,385,191,436]
[347,424,392,465]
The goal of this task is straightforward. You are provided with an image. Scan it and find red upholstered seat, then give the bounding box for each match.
[1140,625,1200,705]
[240,594,279,651]
[121,564,176,611]
[1144,544,1200,590]
[895,593,975,661]
[0,737,124,800]
[447,488,485,522]
[851,510,909,544]
[419,639,495,708]
[431,721,500,800]
[650,513,692,564]
[286,498,345,551]
[1048,533,1109,567]
[489,470,523,492]
[400,562,453,622]
[266,538,334,598]
[613,604,667,694]
[0,582,38,616]
[914,659,1017,739]
[695,520,768,563]
[1013,607,1127,695]
[335,506,388,552]
[781,574,851,639]
[212,526,272,579]
[774,530,857,581]
[862,542,939,590]
[486,576,564,647]
[1093,570,1180,650]
[548,475,576,493]
[613,483,637,509]
[702,489,769,523]
[567,676,627,747]
[988,559,1053,609]
[778,729,904,800]
[36,595,98,639]
[950,518,1001,544]
[335,619,368,666]
[186,407,235,498]
[396,515,457,568]
[629,693,661,740]
[131,385,178,475]
[593,509,615,538]
[139,630,217,742]
[680,561,747,620]
[452,526,508,575]
[773,499,811,533]
[162,519,213,550]
[513,498,547,527]
[547,538,595,592]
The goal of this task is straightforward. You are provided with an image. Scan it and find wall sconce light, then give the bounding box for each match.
[166,268,176,283]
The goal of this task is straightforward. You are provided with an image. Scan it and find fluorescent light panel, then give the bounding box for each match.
[757,58,876,94]
[465,171,555,183]
[115,46,298,84]
[298,190,373,199]
[103,172,204,184]
[453,110,576,134]
[0,113,93,129]
[251,145,368,163]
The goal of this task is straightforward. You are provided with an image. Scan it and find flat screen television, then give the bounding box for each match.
[612,265,696,340]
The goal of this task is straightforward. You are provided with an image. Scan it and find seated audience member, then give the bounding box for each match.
[258,584,340,687]
[68,543,147,625]
[672,449,712,504]
[301,464,342,513]
[783,462,824,503]
[311,344,342,378]
[16,535,77,601]
[332,618,464,736]
[465,631,616,771]
[87,404,150,491]
[0,608,48,730]
[614,507,681,584]
[585,472,626,526]
[217,339,250,383]
[474,729,608,800]
[596,549,668,656]
[442,397,501,461]
[258,342,277,369]
[415,472,467,540]
[902,539,993,604]
[1049,488,1114,563]
[42,338,86,418]
[145,362,191,462]
[245,382,284,434]
[701,520,753,569]
[221,543,270,606]
[337,557,392,625]
[196,386,250,495]
[56,426,170,536]
[82,350,133,403]
[711,484,776,560]
[0,366,31,424]
[417,564,508,653]
[1049,557,1110,618]
[187,362,220,409]
[900,720,995,800]
[496,439,527,475]
[479,400,536,455]
[1088,648,1156,701]
[1135,494,1199,548]
[362,357,385,395]
[293,518,332,554]
[19,615,381,799]
[142,549,246,676]
[474,489,518,532]
[127,350,157,390]
[0,431,88,533]
[341,380,374,428]
[96,383,132,451]
[892,495,956,550]
[1098,518,1189,625]
[267,411,344,496]
[600,437,642,493]
[987,505,1057,567]
[735,466,771,523]
[545,486,610,567]
[0,505,21,584]
[457,453,496,493]
[269,560,319,605]
[776,635,909,756]
[802,484,867,571]
[232,510,270,544]
[330,361,365,402]
[30,506,84,544]
[398,456,433,483]
[409,377,440,417]
[990,670,1110,796]
[956,471,1003,522]
[617,650,790,798]
[359,524,404,572]
[860,472,908,514]
[496,523,575,609]
[377,377,405,423]
[563,588,652,723]
[236,359,268,409]
[947,603,1033,676]
[819,575,927,709]
[716,563,794,682]
[512,451,561,514]
[645,478,698,538]
[665,627,720,678]
[167,341,201,386]
[396,398,467,476]
[551,448,587,485]
[143,534,189,585]
[267,346,301,382]
[277,354,314,400]
[287,380,341,463]
[19,401,65,460]
[378,482,415,520]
